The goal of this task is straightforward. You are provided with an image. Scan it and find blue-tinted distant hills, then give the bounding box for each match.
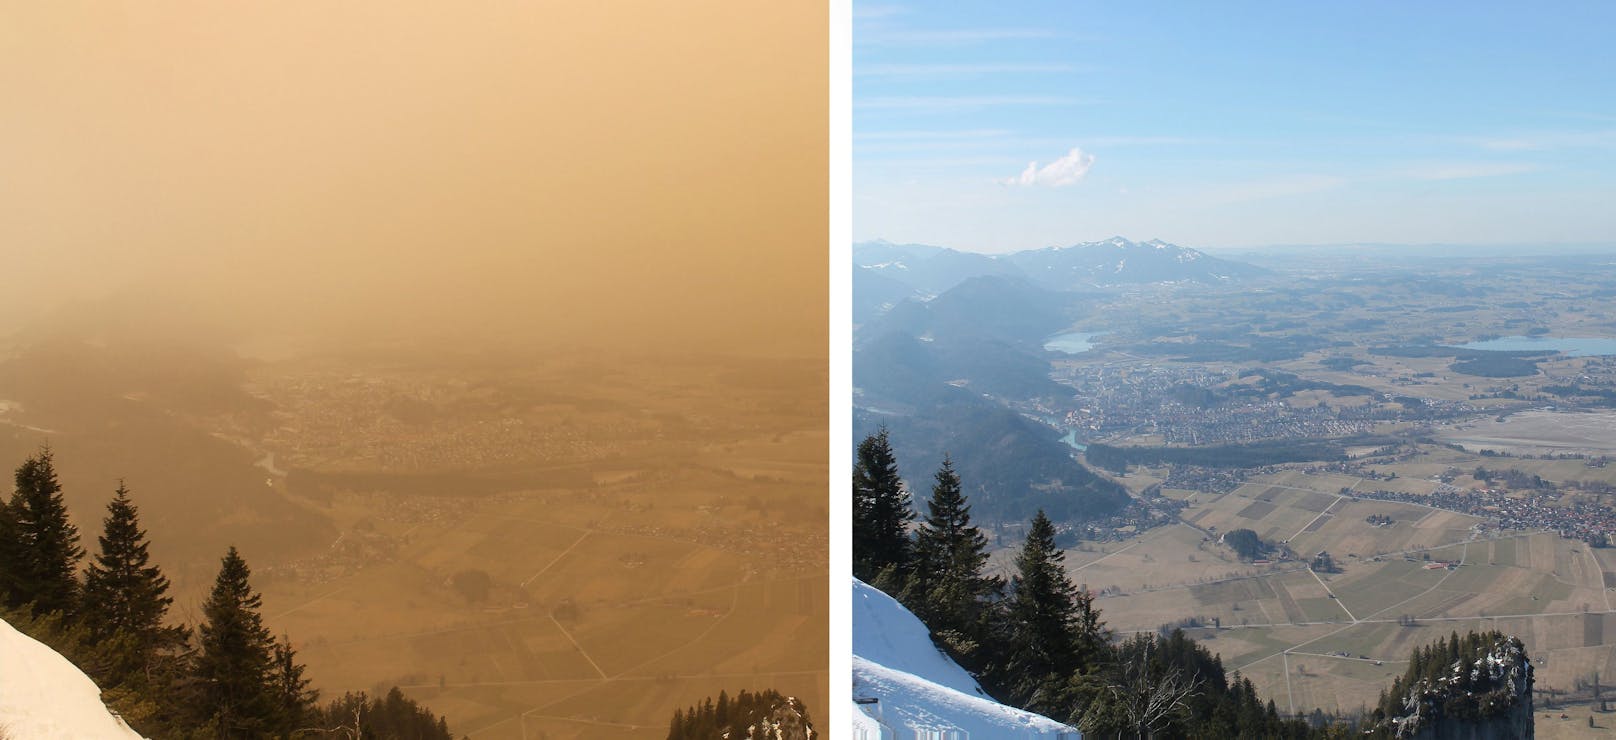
[851,275,1127,523]
[1010,236,1268,288]
[847,237,1262,525]
[857,274,1078,350]
[852,239,1026,301]
[853,236,1266,305]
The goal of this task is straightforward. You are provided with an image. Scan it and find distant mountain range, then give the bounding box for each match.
[848,238,1256,525]
[851,273,1127,524]
[853,237,1266,322]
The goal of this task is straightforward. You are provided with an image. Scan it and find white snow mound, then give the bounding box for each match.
[851,578,1079,739]
[0,616,147,739]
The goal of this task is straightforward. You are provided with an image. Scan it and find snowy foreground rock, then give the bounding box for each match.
[0,616,146,739]
[851,577,1080,739]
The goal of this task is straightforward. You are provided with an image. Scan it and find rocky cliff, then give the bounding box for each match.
[1375,632,1533,739]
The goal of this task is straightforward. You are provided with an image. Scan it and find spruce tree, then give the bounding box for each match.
[82,481,179,649]
[997,510,1084,714]
[195,546,279,736]
[271,636,318,733]
[852,428,912,581]
[909,456,1002,664]
[0,493,20,607]
[9,447,84,616]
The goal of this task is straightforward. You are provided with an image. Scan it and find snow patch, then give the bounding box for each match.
[0,617,147,739]
[850,578,1079,738]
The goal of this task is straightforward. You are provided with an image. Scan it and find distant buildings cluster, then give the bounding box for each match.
[1046,363,1471,449]
[1350,486,1616,546]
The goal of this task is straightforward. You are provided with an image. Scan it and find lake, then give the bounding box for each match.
[1045,331,1106,355]
[1450,336,1616,357]
[1060,428,1087,451]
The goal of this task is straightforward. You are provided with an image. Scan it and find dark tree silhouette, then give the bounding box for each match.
[997,510,1089,713]
[6,447,83,616]
[194,546,279,736]
[908,455,1002,671]
[82,482,180,650]
[853,428,912,581]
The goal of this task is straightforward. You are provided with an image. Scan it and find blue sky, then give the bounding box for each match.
[853,2,1616,251]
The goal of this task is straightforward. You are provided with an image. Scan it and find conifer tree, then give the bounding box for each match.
[313,689,455,740]
[8,447,84,616]
[194,546,278,736]
[0,493,20,606]
[852,428,912,580]
[909,456,1002,664]
[997,510,1085,714]
[271,635,318,733]
[82,481,179,650]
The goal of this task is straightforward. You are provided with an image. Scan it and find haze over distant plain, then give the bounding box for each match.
[3,1,826,356]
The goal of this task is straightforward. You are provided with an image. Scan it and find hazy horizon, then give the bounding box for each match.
[2,4,829,738]
[3,1,827,359]
[854,234,1616,257]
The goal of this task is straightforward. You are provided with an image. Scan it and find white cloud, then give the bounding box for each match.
[1002,147,1096,187]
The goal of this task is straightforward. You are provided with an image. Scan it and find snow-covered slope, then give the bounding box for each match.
[0,617,146,739]
[851,578,1080,739]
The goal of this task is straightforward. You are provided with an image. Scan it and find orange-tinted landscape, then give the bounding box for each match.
[1,2,827,736]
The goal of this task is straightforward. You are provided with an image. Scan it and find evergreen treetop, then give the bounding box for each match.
[82,481,178,649]
[0,491,21,606]
[999,509,1085,713]
[195,546,279,736]
[0,451,458,739]
[908,455,1003,670]
[8,446,84,616]
[913,455,992,587]
[271,635,319,732]
[853,428,912,581]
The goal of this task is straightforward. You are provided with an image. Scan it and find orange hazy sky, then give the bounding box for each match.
[1,2,827,355]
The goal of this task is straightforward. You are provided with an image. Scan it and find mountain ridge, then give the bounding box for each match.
[854,236,1267,299]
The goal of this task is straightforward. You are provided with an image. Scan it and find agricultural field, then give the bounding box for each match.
[225,356,830,740]
[1070,466,1616,721]
[1438,410,1616,457]
[874,253,1616,734]
[260,457,827,739]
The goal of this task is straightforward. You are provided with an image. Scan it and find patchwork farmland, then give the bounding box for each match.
[1058,467,1616,718]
